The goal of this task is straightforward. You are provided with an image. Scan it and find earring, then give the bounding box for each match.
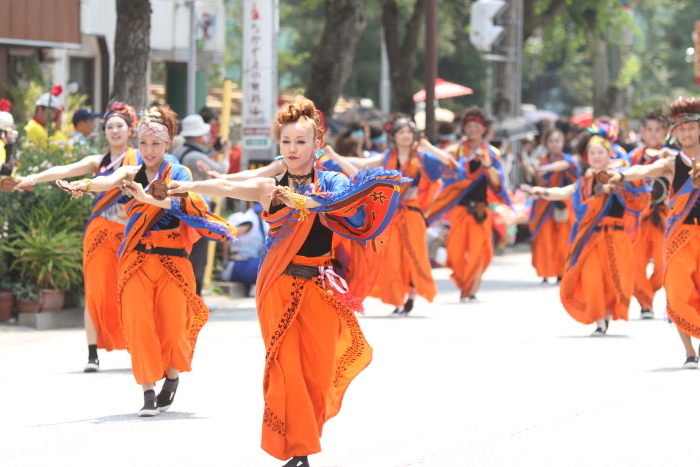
[314,149,324,159]
[275,154,283,160]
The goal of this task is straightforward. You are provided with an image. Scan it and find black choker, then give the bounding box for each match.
[288,170,314,191]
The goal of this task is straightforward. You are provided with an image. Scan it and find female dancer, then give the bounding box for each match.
[66,105,236,415]
[167,97,405,467]
[606,98,700,367]
[529,136,648,336]
[627,111,670,319]
[528,128,581,283]
[424,106,511,302]
[14,102,138,371]
[344,116,453,316]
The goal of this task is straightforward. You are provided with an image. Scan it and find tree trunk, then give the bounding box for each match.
[381,0,425,115]
[111,0,152,111]
[493,0,517,118]
[589,31,617,117]
[306,0,368,116]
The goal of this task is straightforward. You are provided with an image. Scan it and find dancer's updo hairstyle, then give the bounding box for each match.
[272,97,325,146]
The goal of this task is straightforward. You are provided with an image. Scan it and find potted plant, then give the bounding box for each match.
[0,256,13,320]
[12,282,41,313]
[5,203,84,312]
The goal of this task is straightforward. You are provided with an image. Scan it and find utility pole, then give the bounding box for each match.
[187,0,197,116]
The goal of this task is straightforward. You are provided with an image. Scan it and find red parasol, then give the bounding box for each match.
[413,79,473,102]
[570,112,593,127]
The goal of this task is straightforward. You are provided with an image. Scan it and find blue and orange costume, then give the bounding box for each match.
[560,174,648,325]
[425,141,511,299]
[257,167,405,460]
[83,147,139,351]
[528,152,580,279]
[117,160,235,384]
[370,149,443,308]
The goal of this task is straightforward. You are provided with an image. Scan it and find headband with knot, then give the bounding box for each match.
[103,101,137,136]
[390,117,416,136]
[588,135,612,152]
[671,112,700,128]
[137,108,171,144]
[462,114,487,127]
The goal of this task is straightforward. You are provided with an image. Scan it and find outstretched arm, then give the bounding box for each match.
[338,153,385,170]
[608,158,673,182]
[417,137,456,167]
[323,144,359,176]
[210,161,285,181]
[69,165,139,192]
[529,183,577,201]
[14,154,103,189]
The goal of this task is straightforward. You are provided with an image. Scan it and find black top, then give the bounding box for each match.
[99,153,112,170]
[458,159,488,204]
[270,173,333,257]
[606,195,625,218]
[672,154,700,224]
[134,165,180,230]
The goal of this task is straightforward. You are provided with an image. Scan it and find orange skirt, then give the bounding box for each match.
[118,230,208,384]
[560,219,634,324]
[665,226,700,337]
[633,215,665,309]
[446,205,493,298]
[530,209,572,279]
[371,205,436,306]
[84,216,126,351]
[259,255,372,460]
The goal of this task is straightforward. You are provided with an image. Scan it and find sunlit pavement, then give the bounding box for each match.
[1,244,695,466]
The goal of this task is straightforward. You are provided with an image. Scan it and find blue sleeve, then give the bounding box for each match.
[420,151,444,181]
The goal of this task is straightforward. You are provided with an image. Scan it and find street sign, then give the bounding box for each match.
[469,0,507,53]
[242,0,276,149]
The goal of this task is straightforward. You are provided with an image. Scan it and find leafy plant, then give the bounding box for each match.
[0,251,12,291]
[6,227,82,291]
[11,282,41,301]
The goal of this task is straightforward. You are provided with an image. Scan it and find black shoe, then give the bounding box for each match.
[403,298,414,313]
[83,358,99,373]
[139,390,158,417]
[541,278,549,284]
[640,308,654,320]
[282,456,310,467]
[682,356,699,369]
[157,378,178,412]
[556,276,562,284]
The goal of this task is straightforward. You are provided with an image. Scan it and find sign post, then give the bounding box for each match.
[242,0,278,166]
[695,21,700,86]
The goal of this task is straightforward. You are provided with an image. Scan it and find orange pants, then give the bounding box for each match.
[446,205,493,298]
[83,216,126,351]
[665,226,700,338]
[560,222,633,324]
[633,218,664,309]
[259,255,372,460]
[531,217,571,279]
[118,231,207,384]
[371,205,436,307]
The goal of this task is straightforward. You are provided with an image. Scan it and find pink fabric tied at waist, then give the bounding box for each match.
[319,265,349,295]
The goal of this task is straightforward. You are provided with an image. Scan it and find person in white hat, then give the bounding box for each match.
[24,89,68,146]
[172,113,229,295]
[0,98,16,172]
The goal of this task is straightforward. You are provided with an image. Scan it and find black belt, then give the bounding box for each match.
[134,243,189,258]
[283,263,320,280]
[594,225,623,232]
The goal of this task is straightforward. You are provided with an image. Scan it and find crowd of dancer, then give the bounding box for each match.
[6,90,700,466]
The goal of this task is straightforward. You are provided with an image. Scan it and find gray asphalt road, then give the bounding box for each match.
[1,245,695,467]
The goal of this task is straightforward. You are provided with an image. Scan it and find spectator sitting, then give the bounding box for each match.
[69,108,100,153]
[221,203,269,296]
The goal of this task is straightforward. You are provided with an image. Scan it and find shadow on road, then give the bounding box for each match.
[558,334,631,339]
[66,368,132,375]
[33,411,206,427]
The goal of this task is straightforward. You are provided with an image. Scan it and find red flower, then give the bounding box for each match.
[51,85,63,97]
[0,99,10,112]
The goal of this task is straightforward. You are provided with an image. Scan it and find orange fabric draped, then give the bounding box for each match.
[118,230,208,384]
[665,226,700,338]
[258,209,373,460]
[633,206,667,309]
[370,202,437,306]
[530,204,572,278]
[83,216,126,351]
[447,205,493,299]
[560,218,634,324]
